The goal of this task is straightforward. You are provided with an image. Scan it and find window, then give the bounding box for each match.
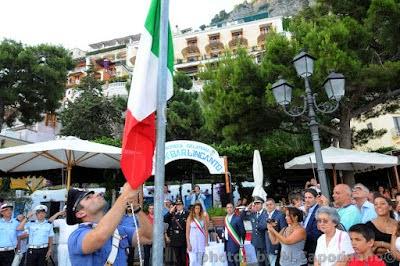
[231,30,243,39]
[393,117,400,135]
[209,34,220,43]
[259,23,272,34]
[186,38,197,47]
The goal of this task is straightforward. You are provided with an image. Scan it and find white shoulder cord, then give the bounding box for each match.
[131,203,143,266]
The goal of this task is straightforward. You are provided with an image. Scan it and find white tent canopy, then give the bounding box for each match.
[0,136,121,188]
[284,146,398,172]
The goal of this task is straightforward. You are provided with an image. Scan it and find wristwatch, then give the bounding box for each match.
[133,206,142,214]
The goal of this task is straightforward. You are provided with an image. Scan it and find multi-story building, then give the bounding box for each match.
[1,14,285,144]
[173,16,284,76]
[351,113,400,151]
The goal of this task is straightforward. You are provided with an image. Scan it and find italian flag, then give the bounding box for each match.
[121,0,174,189]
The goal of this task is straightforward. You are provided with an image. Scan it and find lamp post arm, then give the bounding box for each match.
[312,93,340,114]
[282,95,307,117]
[304,77,330,198]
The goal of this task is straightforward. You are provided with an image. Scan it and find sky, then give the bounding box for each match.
[1,0,243,50]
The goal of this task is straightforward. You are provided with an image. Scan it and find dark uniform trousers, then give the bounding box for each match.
[226,251,240,266]
[164,210,188,266]
[0,250,15,266]
[143,244,152,266]
[25,247,47,266]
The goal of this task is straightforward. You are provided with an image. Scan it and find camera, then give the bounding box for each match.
[266,218,276,224]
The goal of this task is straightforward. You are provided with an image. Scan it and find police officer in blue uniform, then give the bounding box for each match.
[17,204,54,266]
[0,203,19,266]
[241,196,269,266]
[66,183,153,266]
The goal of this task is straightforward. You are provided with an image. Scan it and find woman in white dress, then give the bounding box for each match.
[314,206,354,266]
[186,202,209,266]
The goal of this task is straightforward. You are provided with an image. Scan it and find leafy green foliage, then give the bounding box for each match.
[166,72,204,140]
[0,39,73,130]
[60,68,125,140]
[201,49,282,144]
[353,128,387,146]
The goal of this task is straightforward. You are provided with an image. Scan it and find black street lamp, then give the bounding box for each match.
[271,51,345,197]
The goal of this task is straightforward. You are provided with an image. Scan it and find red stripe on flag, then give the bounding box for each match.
[121,110,155,189]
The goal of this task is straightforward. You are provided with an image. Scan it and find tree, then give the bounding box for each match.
[0,40,73,130]
[167,72,204,140]
[262,0,400,182]
[60,68,126,140]
[201,49,283,144]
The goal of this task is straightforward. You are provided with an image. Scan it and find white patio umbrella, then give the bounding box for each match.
[0,136,121,189]
[252,150,267,201]
[284,146,398,172]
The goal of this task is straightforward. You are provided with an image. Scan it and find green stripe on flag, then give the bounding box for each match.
[145,0,174,73]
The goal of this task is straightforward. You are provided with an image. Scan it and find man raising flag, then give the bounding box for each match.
[121,0,174,189]
[121,0,173,265]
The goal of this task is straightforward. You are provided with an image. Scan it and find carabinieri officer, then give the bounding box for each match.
[66,183,153,266]
[17,204,54,266]
[0,203,19,266]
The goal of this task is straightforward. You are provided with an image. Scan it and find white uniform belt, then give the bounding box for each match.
[0,247,15,251]
[29,244,48,249]
[105,228,120,266]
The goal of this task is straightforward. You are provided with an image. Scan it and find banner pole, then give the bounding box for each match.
[152,0,169,265]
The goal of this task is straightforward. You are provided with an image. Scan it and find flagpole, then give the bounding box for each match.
[152,0,169,265]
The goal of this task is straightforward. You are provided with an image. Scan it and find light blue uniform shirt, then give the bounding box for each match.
[337,204,361,231]
[69,223,135,266]
[0,218,19,247]
[190,193,206,210]
[359,200,377,223]
[25,220,54,246]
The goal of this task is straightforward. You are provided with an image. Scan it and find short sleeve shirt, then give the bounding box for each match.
[337,205,361,230]
[68,224,135,266]
[315,229,354,266]
[25,220,54,246]
[348,255,385,266]
[0,218,19,247]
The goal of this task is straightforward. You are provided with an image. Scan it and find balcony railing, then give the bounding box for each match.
[102,82,128,97]
[181,45,200,58]
[205,41,224,55]
[228,37,248,49]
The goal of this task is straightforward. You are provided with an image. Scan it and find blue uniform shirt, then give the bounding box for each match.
[68,223,135,266]
[25,220,54,246]
[0,218,19,247]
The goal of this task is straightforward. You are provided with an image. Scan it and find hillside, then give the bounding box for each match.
[210,0,312,25]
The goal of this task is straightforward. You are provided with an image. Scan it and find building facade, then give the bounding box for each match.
[351,113,400,151]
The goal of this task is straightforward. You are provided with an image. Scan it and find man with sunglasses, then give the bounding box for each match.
[66,183,153,266]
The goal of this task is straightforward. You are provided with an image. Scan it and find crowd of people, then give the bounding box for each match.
[2,180,400,266]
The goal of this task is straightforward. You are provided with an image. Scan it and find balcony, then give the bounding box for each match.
[257,33,267,47]
[205,41,224,55]
[182,45,200,58]
[228,37,248,49]
[102,82,128,97]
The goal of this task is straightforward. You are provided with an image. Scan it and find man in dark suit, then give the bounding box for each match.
[224,203,245,266]
[241,196,268,266]
[264,198,287,266]
[303,188,322,265]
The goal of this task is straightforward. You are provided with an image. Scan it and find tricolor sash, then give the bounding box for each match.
[225,216,246,263]
[193,217,206,237]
